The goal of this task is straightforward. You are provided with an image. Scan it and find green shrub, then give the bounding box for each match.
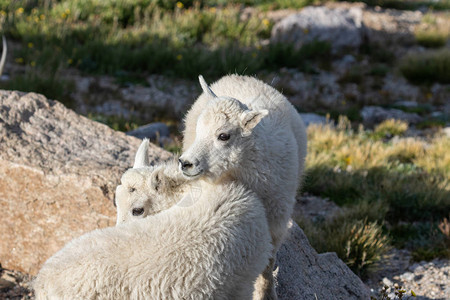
[372,119,408,140]
[369,64,389,77]
[391,221,450,261]
[329,106,363,123]
[297,215,390,277]
[416,119,446,129]
[415,29,448,48]
[399,49,450,84]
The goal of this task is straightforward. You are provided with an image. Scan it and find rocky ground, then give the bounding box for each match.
[296,196,450,300]
[367,253,450,299]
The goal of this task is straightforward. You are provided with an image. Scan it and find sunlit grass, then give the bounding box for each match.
[301,117,450,267]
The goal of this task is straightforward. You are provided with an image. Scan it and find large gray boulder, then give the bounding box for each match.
[271,6,364,53]
[275,221,370,299]
[0,91,171,275]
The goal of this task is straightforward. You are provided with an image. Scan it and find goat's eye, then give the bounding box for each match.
[129,187,136,193]
[132,207,144,216]
[218,133,230,141]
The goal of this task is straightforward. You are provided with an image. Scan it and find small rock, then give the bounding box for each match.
[409,263,424,273]
[361,106,422,126]
[299,113,328,127]
[127,122,170,141]
[400,272,414,281]
[443,127,450,138]
[332,55,357,74]
[382,277,393,287]
[394,101,418,108]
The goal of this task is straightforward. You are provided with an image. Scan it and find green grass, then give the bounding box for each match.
[399,49,450,84]
[298,214,390,277]
[416,119,446,129]
[345,0,450,10]
[87,113,142,131]
[371,119,408,140]
[0,0,335,104]
[415,29,448,48]
[300,118,450,268]
[0,72,75,106]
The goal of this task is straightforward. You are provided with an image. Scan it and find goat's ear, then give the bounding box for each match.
[198,75,217,99]
[149,169,161,192]
[149,166,183,193]
[240,109,268,137]
[133,139,150,169]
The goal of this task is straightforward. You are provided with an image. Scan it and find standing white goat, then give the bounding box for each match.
[34,140,272,300]
[180,75,307,299]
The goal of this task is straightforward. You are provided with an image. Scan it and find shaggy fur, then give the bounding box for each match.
[33,159,272,299]
[180,75,307,299]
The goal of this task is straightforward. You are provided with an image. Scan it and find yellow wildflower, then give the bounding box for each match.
[67,58,73,65]
[209,7,216,13]
[40,14,45,20]
[61,12,67,19]
[176,54,183,61]
[344,156,352,166]
[303,28,309,34]
[16,7,24,15]
[176,2,184,9]
[15,57,24,64]
[65,9,70,14]
[0,10,6,16]
[28,42,34,48]
[31,61,36,67]
[262,19,270,27]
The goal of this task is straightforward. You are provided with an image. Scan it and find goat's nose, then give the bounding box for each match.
[178,158,193,170]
